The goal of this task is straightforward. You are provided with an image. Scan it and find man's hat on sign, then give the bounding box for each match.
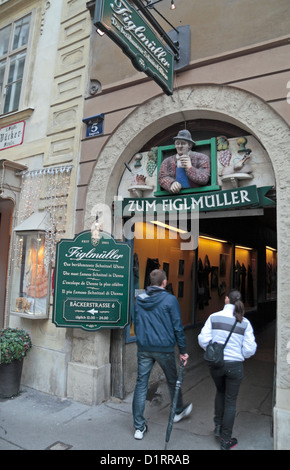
[173,129,195,145]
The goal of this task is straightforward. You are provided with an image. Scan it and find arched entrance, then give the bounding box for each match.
[84,84,290,449]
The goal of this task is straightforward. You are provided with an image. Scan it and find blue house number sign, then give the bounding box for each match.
[83,114,104,138]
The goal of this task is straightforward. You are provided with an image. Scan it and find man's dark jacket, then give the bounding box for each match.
[134,286,187,354]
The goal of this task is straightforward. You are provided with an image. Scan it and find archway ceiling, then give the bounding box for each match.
[140,119,248,151]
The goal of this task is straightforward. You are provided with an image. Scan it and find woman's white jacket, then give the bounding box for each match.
[198,304,257,362]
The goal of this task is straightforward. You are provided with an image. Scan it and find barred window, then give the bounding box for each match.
[0,14,31,115]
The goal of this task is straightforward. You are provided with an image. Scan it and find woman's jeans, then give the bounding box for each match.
[209,361,244,441]
[133,351,184,430]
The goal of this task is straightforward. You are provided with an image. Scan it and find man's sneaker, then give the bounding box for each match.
[134,425,147,440]
[221,437,238,450]
[173,403,192,423]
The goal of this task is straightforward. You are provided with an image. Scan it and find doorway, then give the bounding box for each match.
[0,198,14,328]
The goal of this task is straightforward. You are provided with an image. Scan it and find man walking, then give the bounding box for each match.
[132,269,192,439]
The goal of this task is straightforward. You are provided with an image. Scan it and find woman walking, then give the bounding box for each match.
[198,289,257,450]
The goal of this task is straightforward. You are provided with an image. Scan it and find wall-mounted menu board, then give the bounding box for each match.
[52,231,131,331]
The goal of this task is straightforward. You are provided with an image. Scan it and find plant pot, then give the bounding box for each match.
[0,359,23,398]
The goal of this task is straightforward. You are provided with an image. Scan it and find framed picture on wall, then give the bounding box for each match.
[163,262,170,279]
[178,281,184,298]
[178,260,184,276]
[220,254,227,276]
[211,266,218,288]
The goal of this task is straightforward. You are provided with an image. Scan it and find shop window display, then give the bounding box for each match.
[8,166,72,319]
[266,246,277,300]
[10,231,50,318]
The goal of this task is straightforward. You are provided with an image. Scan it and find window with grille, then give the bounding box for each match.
[0,14,31,115]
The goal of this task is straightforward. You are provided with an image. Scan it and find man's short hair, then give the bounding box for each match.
[150,269,167,286]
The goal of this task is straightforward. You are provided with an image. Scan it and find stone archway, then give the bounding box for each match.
[85,84,290,449]
[85,84,289,215]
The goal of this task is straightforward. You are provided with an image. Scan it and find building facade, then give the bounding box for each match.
[1,0,290,450]
[0,0,91,395]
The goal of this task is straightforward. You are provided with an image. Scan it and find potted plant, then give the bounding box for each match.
[0,327,32,398]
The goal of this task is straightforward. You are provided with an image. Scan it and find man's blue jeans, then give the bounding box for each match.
[133,351,184,430]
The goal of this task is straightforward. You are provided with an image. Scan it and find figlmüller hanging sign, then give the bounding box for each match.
[52,231,131,331]
[94,0,174,95]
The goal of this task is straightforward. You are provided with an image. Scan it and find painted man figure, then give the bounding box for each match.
[158,129,211,193]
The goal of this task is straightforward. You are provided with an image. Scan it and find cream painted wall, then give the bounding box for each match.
[24,1,62,142]
[1,0,93,399]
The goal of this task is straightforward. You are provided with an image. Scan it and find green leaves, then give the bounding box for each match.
[0,328,32,364]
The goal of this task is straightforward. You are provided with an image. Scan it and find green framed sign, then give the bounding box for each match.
[94,0,174,95]
[52,231,131,331]
[154,138,219,196]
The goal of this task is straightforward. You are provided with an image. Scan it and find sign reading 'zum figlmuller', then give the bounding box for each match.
[94,0,174,95]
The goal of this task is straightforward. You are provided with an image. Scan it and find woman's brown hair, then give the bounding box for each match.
[227,289,244,323]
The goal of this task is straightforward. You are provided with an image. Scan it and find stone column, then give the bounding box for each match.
[67,329,111,405]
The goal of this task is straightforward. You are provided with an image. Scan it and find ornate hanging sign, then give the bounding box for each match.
[94,0,174,95]
[52,231,131,331]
